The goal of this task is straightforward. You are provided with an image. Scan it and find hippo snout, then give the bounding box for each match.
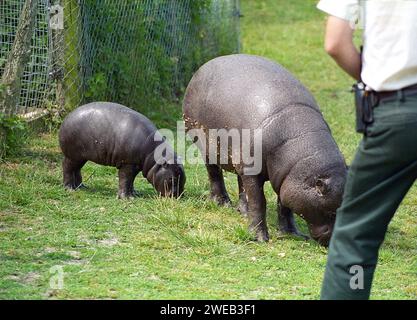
[309,220,335,247]
[157,172,185,199]
[161,186,181,198]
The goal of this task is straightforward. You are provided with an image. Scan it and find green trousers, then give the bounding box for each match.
[321,93,417,300]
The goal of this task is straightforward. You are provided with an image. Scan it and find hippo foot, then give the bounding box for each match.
[117,190,139,200]
[255,230,269,242]
[249,225,269,242]
[64,183,87,191]
[210,194,232,207]
[279,227,310,241]
[237,201,249,216]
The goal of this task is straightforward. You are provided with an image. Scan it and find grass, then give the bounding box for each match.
[0,0,416,299]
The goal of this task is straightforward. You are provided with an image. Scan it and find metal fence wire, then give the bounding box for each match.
[0,0,50,115]
[0,0,240,116]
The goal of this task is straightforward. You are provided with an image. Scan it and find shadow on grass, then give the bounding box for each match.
[20,149,62,164]
[71,184,159,200]
[0,150,62,169]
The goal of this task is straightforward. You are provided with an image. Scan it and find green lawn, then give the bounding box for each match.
[1,0,416,299]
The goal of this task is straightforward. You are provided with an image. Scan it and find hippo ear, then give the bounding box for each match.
[315,178,328,196]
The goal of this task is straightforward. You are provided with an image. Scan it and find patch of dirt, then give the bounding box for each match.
[63,250,84,265]
[22,272,41,284]
[44,247,57,254]
[5,272,42,285]
[148,274,161,281]
[43,289,60,299]
[98,237,119,247]
[4,274,20,281]
[65,259,88,266]
[66,250,81,259]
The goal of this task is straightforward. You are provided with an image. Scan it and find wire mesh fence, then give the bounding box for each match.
[0,0,240,117]
[0,0,50,116]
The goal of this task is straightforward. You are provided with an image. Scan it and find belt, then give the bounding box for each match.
[371,84,417,104]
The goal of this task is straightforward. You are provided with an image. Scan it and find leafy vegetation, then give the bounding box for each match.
[78,0,239,113]
[0,113,28,159]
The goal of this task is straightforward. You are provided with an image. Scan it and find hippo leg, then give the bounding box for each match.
[278,201,309,240]
[117,164,141,199]
[241,175,269,242]
[205,164,231,206]
[63,157,86,190]
[237,175,249,215]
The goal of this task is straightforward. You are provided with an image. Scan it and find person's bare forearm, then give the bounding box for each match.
[327,43,361,80]
[324,16,361,81]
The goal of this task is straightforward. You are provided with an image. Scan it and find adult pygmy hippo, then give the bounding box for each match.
[59,102,185,198]
[183,54,347,246]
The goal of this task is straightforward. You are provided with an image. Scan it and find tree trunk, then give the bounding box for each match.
[0,0,38,116]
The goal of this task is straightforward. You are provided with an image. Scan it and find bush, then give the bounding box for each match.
[0,113,28,159]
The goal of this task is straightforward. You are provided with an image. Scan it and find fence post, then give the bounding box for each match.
[49,2,65,115]
[235,0,241,53]
[62,0,82,112]
[0,0,38,116]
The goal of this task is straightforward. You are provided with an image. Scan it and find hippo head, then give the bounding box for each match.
[146,159,186,198]
[279,157,347,246]
[144,133,186,198]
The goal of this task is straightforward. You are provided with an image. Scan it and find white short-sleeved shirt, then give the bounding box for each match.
[317,0,417,91]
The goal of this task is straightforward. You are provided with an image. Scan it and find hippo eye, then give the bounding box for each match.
[316,179,324,188]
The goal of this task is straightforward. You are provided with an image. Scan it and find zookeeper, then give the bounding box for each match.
[317,0,417,299]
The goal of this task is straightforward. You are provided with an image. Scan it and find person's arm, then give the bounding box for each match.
[324,15,361,81]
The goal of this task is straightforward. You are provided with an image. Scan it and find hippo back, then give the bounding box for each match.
[183,54,320,130]
[59,102,158,166]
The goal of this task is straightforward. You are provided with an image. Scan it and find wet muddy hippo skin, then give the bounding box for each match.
[59,102,185,199]
[183,54,347,246]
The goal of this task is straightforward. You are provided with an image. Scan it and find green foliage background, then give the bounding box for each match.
[0,0,239,158]
[70,0,240,113]
[0,113,28,159]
